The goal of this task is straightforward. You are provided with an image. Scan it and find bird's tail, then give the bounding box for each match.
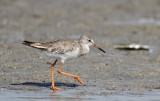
[23,41,35,46]
[23,41,47,51]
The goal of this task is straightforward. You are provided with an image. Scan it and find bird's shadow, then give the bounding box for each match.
[11,82,79,88]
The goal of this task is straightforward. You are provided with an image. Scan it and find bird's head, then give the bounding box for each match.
[79,35,106,53]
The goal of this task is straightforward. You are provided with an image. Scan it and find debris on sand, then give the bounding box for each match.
[114,43,149,51]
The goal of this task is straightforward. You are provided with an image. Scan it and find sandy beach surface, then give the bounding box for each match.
[0,0,160,100]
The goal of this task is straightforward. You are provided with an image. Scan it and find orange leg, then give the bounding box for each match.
[50,59,63,90]
[57,63,85,85]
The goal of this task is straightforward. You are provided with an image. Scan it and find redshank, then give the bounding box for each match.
[23,35,106,90]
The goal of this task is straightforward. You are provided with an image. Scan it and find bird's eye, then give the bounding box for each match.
[88,40,91,42]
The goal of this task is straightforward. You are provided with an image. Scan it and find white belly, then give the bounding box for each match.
[42,48,79,59]
[64,48,79,58]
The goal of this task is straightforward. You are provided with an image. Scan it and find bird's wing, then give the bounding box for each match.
[23,39,79,54]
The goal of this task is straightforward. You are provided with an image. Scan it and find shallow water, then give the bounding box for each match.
[105,18,160,25]
[0,88,160,101]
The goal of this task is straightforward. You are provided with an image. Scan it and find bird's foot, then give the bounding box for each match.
[51,85,63,90]
[74,76,85,85]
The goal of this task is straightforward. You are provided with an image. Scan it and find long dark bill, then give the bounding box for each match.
[93,44,106,53]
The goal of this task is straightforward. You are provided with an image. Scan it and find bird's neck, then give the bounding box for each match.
[80,43,90,55]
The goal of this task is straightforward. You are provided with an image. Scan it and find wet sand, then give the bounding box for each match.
[0,0,160,99]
